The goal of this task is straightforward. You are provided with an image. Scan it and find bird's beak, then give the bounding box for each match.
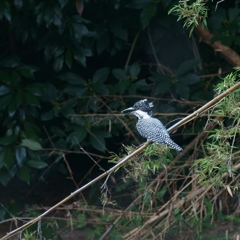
[121,107,135,115]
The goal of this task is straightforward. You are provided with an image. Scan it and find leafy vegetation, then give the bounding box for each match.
[0,0,240,239]
[168,0,208,36]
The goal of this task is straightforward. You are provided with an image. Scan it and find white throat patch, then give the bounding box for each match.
[133,110,151,119]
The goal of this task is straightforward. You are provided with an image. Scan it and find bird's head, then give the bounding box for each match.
[121,99,153,119]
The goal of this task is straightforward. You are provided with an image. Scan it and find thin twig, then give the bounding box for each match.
[75,138,105,172]
[124,30,141,69]
[147,27,174,75]
[63,154,78,188]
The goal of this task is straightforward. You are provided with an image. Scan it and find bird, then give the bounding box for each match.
[121,99,183,151]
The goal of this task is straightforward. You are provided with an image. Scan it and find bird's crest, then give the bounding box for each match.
[133,99,153,116]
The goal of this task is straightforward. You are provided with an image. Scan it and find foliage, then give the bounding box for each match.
[194,68,240,189]
[208,3,240,46]
[122,143,173,181]
[168,0,208,36]
[0,0,209,187]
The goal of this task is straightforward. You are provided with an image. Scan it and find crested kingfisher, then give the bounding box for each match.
[121,99,182,151]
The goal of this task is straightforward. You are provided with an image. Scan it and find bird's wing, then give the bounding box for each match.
[136,118,170,143]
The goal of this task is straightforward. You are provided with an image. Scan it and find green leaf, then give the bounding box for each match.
[63,85,86,96]
[96,33,109,54]
[135,79,149,91]
[53,3,62,28]
[53,45,65,58]
[92,82,109,94]
[9,165,17,177]
[17,166,30,183]
[24,83,43,96]
[23,121,41,134]
[0,135,17,145]
[19,108,26,121]
[89,98,100,112]
[16,147,27,167]
[68,15,89,38]
[0,85,11,96]
[112,68,127,81]
[65,50,72,68]
[228,8,240,22]
[176,84,190,99]
[176,59,201,77]
[14,125,20,135]
[92,67,110,83]
[90,134,105,152]
[0,207,6,220]
[23,130,39,141]
[73,51,86,67]
[67,126,87,146]
[0,56,20,68]
[21,139,42,150]
[53,54,64,72]
[0,93,14,110]
[128,84,136,94]
[43,6,53,27]
[15,91,23,108]
[61,99,77,115]
[117,79,131,94]
[153,81,171,96]
[8,99,17,117]
[0,169,12,186]
[130,62,140,79]
[2,147,14,169]
[28,107,39,118]
[18,69,35,79]
[27,160,48,169]
[58,0,69,8]
[80,47,92,57]
[14,0,23,9]
[157,184,167,198]
[178,73,200,85]
[0,2,11,21]
[23,92,40,107]
[51,126,65,137]
[41,108,56,121]
[36,9,43,26]
[11,71,19,86]
[140,4,157,29]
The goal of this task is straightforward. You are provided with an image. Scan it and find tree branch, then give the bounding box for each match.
[195,23,240,66]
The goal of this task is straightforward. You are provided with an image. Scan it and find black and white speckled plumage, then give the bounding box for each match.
[136,118,182,151]
[122,99,182,151]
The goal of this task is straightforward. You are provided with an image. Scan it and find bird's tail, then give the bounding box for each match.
[166,140,183,152]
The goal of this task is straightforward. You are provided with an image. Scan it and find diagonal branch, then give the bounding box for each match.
[195,22,240,66]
